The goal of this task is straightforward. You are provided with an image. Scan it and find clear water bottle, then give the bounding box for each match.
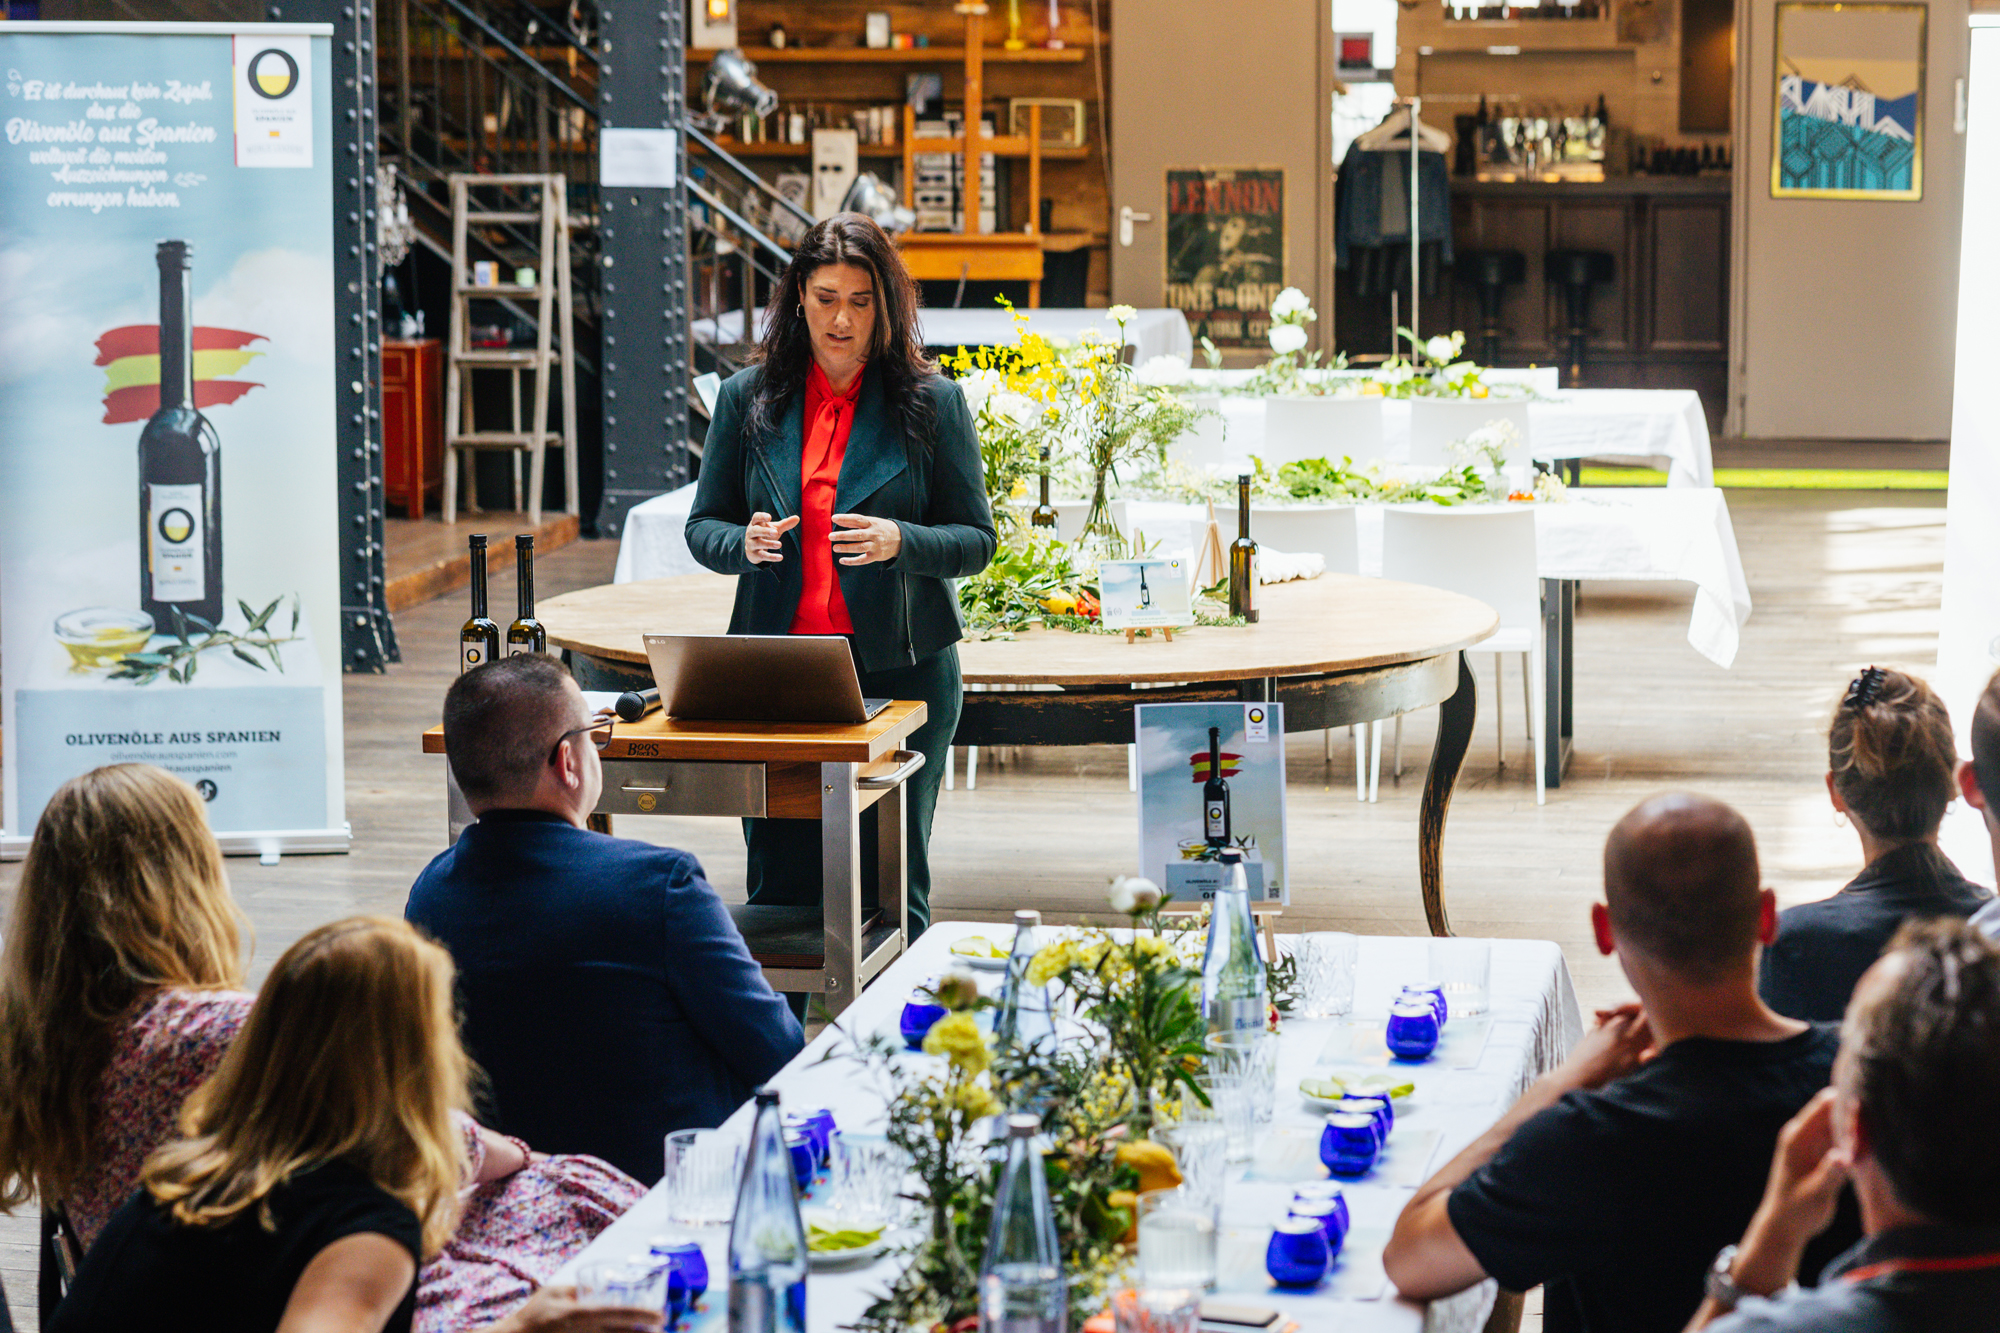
[1202,848,1266,1034]
[993,909,1052,1051]
[979,1113,1067,1333]
[727,1087,807,1333]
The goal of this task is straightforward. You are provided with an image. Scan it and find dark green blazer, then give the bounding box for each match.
[685,363,996,673]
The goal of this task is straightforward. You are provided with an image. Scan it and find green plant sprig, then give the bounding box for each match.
[112,596,303,686]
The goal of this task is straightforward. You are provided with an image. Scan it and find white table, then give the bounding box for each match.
[691,307,1196,367]
[560,922,1583,1333]
[1124,489,1752,671]
[1189,387,1713,489]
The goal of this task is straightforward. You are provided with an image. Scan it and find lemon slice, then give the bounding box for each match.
[808,1222,885,1252]
[1298,1076,1347,1101]
[1354,1074,1416,1100]
[949,938,1004,959]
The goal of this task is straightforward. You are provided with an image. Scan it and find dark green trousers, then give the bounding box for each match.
[743,645,960,939]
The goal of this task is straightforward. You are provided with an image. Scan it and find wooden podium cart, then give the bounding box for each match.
[423,703,927,1015]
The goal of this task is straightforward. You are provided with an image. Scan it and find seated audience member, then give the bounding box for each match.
[408,655,804,1182]
[0,765,642,1332]
[1689,919,2000,1330]
[48,917,658,1333]
[1961,668,2000,930]
[0,765,257,1303]
[1759,667,1988,1021]
[1383,794,1860,1333]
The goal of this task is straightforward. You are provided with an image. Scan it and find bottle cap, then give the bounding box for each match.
[469,533,488,549]
[1219,848,1243,865]
[516,533,534,551]
[1014,909,1041,927]
[1238,472,1253,485]
[753,1086,781,1106]
[1005,1113,1040,1137]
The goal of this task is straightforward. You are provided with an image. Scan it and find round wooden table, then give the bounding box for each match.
[539,572,1497,934]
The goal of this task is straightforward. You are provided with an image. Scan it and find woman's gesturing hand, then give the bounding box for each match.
[831,512,903,565]
[745,511,800,564]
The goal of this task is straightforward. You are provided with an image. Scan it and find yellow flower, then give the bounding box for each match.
[1130,933,1173,961]
[922,1011,990,1074]
[1026,941,1074,987]
[952,1082,1000,1118]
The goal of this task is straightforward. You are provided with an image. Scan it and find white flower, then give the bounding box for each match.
[1442,361,1480,381]
[1270,286,1312,320]
[1424,334,1458,364]
[959,367,1002,414]
[1107,303,1138,325]
[1268,324,1308,355]
[1108,876,1163,914]
[1381,363,1415,386]
[989,390,1036,426]
[1132,353,1192,388]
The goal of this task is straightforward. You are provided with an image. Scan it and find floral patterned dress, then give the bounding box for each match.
[73,987,647,1329]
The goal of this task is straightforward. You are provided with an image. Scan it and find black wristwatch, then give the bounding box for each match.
[1705,1243,1744,1310]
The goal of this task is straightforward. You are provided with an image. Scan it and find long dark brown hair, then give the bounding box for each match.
[744,213,938,457]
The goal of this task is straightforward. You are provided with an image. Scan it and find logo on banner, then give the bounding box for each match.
[232,35,312,168]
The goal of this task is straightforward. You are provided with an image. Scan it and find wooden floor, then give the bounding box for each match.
[0,486,1952,1326]
[383,509,580,613]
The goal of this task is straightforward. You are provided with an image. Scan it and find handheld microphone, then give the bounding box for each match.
[614,687,661,722]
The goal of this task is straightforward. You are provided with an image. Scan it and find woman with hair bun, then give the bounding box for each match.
[1759,666,1994,1021]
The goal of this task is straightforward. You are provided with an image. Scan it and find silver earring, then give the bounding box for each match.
[797,304,804,317]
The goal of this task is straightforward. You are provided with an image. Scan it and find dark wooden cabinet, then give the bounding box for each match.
[381,338,443,518]
[1335,177,1731,435]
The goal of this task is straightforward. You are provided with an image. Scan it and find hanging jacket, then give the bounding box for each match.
[1336,144,1454,270]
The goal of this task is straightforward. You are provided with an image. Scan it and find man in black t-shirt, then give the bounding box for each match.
[1382,793,1861,1333]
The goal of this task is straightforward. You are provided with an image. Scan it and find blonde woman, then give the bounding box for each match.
[0,764,257,1264]
[48,916,658,1333]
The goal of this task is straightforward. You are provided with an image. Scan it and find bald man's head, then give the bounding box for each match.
[1603,793,1763,983]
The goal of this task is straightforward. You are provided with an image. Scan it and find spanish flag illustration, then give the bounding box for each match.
[1189,750,1242,782]
[94,325,267,425]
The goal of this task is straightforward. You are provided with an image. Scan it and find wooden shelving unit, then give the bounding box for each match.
[687,45,1089,64]
[694,136,1088,160]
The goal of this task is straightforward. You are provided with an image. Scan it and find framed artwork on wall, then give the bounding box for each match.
[1162,167,1286,349]
[1772,1,1925,200]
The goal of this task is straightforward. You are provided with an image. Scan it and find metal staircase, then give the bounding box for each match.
[375,0,808,457]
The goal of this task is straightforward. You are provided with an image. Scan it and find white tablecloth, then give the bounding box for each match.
[1194,389,1713,489]
[1125,488,1752,669]
[560,922,1583,1333]
[691,307,1196,366]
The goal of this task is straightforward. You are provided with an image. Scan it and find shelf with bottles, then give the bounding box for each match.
[696,134,1088,161]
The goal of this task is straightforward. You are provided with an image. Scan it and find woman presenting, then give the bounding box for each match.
[686,214,995,938]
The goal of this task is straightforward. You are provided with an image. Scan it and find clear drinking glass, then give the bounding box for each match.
[664,1129,743,1227]
[828,1137,906,1227]
[1205,1029,1277,1124]
[1155,1119,1229,1211]
[1112,1286,1202,1333]
[1428,937,1492,1017]
[1135,1188,1219,1292]
[1295,932,1358,1018]
[1181,1072,1255,1163]
[574,1259,659,1306]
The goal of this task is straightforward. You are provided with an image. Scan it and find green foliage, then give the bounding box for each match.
[112,596,302,686]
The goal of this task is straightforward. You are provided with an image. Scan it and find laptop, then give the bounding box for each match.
[641,634,892,724]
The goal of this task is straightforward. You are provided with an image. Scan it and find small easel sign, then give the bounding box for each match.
[1100,557,1193,644]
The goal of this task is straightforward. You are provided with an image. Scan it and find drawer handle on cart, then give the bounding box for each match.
[856,750,926,790]
[620,781,671,793]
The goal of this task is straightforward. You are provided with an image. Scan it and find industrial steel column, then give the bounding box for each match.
[268,0,399,670]
[594,0,693,539]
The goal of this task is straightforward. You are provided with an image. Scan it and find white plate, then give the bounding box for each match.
[962,954,1010,972]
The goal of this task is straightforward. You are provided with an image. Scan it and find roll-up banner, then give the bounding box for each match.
[0,23,347,858]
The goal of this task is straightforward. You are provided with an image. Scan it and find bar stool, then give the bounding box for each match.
[1546,249,1615,386]
[1455,249,1526,367]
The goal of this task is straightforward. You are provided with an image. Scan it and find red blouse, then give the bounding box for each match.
[789,361,862,635]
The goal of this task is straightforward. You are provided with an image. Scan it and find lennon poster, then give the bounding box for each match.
[1163,166,1286,350]
[0,25,346,851]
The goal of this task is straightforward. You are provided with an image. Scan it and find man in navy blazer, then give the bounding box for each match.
[408,654,803,1183]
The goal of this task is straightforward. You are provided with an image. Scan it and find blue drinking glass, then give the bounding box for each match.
[1266,1217,1333,1288]
[802,1107,839,1168]
[900,999,948,1049]
[1317,1112,1379,1179]
[1400,984,1448,1028]
[1338,1094,1393,1142]
[784,1127,815,1194]
[1287,1197,1349,1257]
[1386,999,1441,1062]
[1293,1181,1353,1241]
[648,1238,709,1304]
[660,1260,689,1329]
